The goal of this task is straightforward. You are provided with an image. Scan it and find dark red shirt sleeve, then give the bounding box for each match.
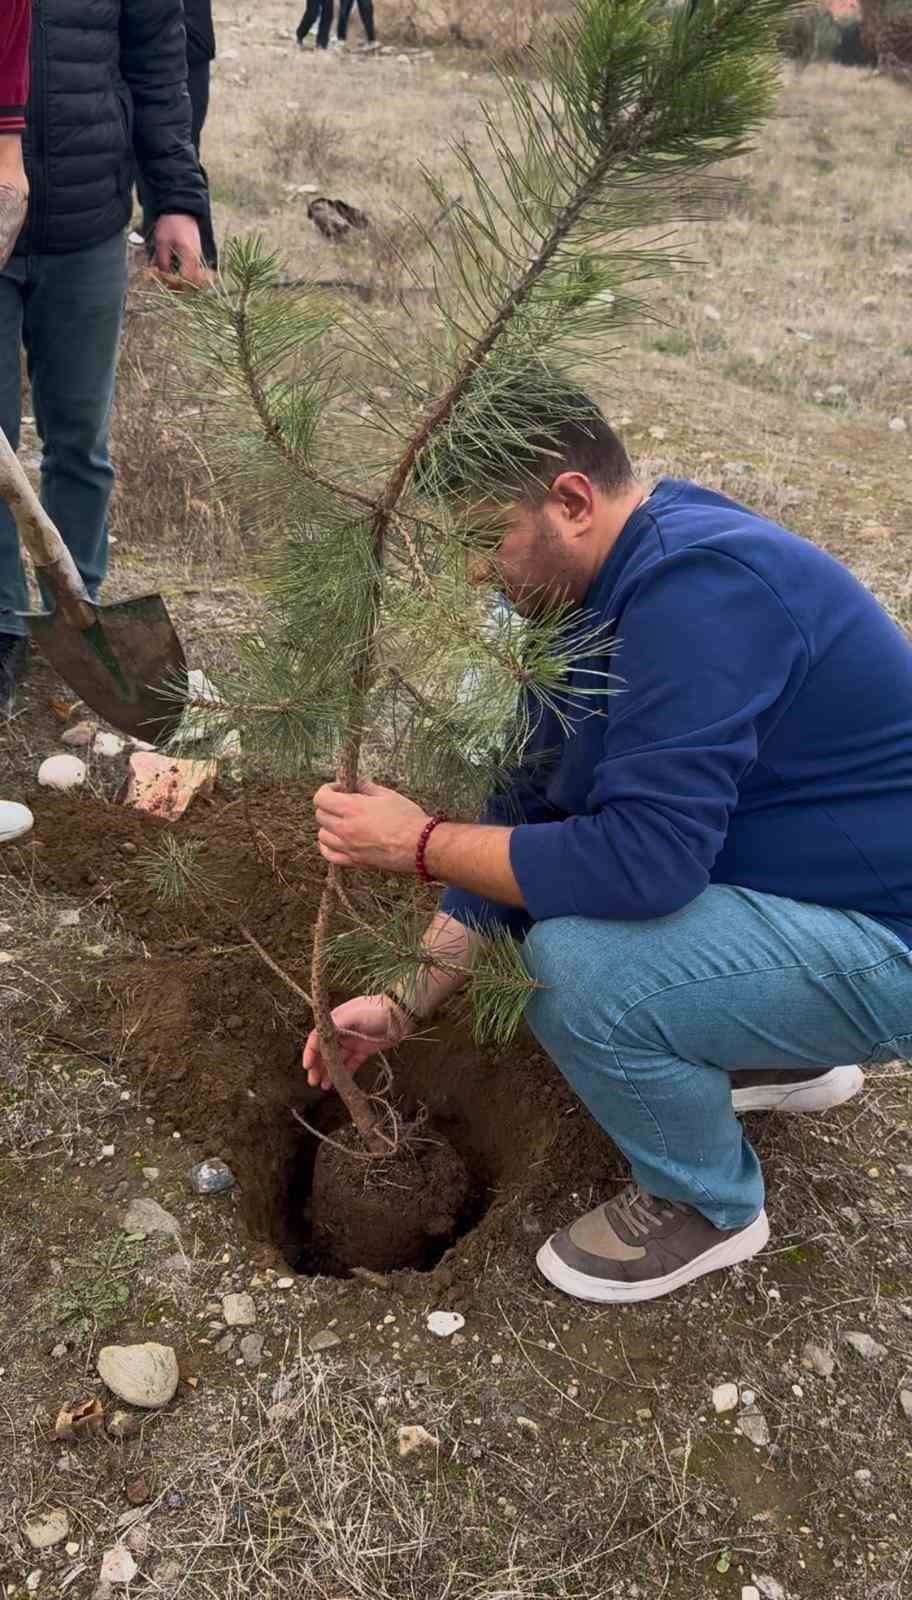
[0,0,31,135]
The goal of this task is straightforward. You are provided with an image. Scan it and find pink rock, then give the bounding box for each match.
[122,752,216,820]
[61,721,98,748]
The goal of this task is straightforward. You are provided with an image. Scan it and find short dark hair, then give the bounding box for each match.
[414,367,633,508]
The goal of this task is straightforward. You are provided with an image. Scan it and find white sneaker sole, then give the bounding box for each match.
[731,1065,864,1115]
[535,1208,770,1304]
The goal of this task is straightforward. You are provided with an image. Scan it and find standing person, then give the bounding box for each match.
[0,0,209,709]
[296,0,336,51]
[302,383,912,1307]
[141,0,218,266]
[337,0,378,47]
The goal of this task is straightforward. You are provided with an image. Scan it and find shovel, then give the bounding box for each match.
[0,424,186,742]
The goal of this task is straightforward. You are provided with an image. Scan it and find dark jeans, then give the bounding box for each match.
[337,0,375,41]
[140,58,217,268]
[297,0,334,48]
[0,231,127,636]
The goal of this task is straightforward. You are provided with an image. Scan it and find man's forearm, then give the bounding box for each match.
[424,822,525,907]
[390,910,485,1020]
[0,138,27,270]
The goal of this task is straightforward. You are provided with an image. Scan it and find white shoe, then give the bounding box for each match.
[0,800,34,845]
[731,1065,864,1114]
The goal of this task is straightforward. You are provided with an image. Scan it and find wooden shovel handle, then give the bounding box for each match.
[0,423,95,629]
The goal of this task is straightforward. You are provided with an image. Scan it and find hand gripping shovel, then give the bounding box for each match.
[0,424,186,742]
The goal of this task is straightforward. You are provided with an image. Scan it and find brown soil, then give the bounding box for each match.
[5,783,623,1291]
[311,1121,474,1272]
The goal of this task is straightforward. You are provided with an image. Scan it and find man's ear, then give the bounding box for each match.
[548,471,596,531]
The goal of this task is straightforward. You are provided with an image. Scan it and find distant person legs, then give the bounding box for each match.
[297,0,334,48]
[337,0,375,43]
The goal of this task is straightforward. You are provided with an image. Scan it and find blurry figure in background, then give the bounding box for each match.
[337,0,379,48]
[141,0,218,266]
[296,0,336,51]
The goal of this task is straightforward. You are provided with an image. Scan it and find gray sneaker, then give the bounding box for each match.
[730,1065,863,1115]
[536,1184,769,1304]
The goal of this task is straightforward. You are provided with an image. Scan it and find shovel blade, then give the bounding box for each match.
[26,592,187,743]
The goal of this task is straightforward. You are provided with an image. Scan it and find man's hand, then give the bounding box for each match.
[0,138,28,270]
[152,212,208,286]
[314,781,430,871]
[302,995,410,1090]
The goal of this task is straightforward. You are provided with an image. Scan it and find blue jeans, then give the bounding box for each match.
[0,231,128,635]
[522,885,912,1229]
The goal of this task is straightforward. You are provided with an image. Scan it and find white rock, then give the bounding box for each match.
[125,1523,150,1555]
[51,1342,67,1359]
[275,1276,294,1290]
[800,1341,834,1377]
[739,1406,771,1447]
[101,1144,116,1158]
[427,1311,465,1338]
[900,1390,912,1423]
[57,908,81,927]
[222,1292,256,1327]
[38,754,86,790]
[61,721,97,748]
[753,1577,786,1600]
[65,1542,80,1557]
[24,1509,69,1549]
[398,1423,440,1456]
[93,731,126,758]
[142,1167,159,1181]
[704,304,722,321]
[97,1342,179,1407]
[712,1382,739,1414]
[742,1589,761,1600]
[25,1573,41,1594]
[99,1545,138,1585]
[843,1330,887,1361]
[307,1328,341,1352]
[123,1197,179,1236]
[740,1388,756,1406]
[888,416,907,433]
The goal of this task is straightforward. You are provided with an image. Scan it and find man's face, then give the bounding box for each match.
[466,488,590,619]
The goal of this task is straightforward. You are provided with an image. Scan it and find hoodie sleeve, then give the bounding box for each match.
[0,0,31,135]
[507,548,809,922]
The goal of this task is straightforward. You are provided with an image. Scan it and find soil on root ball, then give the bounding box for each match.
[311,1121,474,1273]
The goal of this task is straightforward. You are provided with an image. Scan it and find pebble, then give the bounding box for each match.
[99,1545,138,1586]
[61,721,97,748]
[712,1382,739,1414]
[275,1276,294,1290]
[842,1330,887,1362]
[742,1589,761,1600]
[307,1328,341,1353]
[101,1144,116,1159]
[57,908,81,928]
[223,1293,256,1327]
[398,1423,440,1456]
[65,1542,80,1557]
[97,1341,180,1407]
[142,1167,159,1181]
[704,304,722,321]
[125,1523,150,1556]
[899,1390,912,1423]
[24,1509,69,1549]
[51,1342,68,1359]
[888,416,907,432]
[190,1158,236,1195]
[739,1406,771,1448]
[38,754,86,789]
[800,1342,835,1377]
[854,1467,872,1485]
[516,1415,540,1439]
[123,1197,179,1237]
[239,1333,264,1367]
[753,1578,786,1600]
[740,1388,756,1407]
[426,1310,465,1338]
[93,731,125,757]
[25,1573,41,1594]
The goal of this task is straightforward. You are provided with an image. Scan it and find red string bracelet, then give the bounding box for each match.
[416,813,447,883]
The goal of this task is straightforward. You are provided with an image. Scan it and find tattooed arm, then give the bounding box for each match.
[0,0,31,267]
[0,143,27,269]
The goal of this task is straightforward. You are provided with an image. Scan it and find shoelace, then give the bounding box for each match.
[607,1184,681,1239]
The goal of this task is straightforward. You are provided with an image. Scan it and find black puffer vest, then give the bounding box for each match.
[17,0,207,256]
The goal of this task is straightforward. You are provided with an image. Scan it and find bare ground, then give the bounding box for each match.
[1,19,911,1600]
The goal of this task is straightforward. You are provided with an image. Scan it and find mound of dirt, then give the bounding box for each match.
[311,1122,474,1272]
[5,785,624,1292]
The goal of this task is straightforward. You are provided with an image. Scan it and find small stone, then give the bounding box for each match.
[740,1388,756,1407]
[97,1342,180,1407]
[101,1144,116,1159]
[93,732,126,757]
[842,1330,887,1362]
[239,1333,264,1367]
[51,1342,68,1359]
[426,1311,465,1338]
[398,1423,440,1456]
[800,1342,835,1378]
[840,1205,862,1226]
[125,1475,150,1506]
[189,1158,236,1194]
[739,1406,771,1447]
[123,751,216,819]
[899,1390,912,1423]
[65,1542,80,1557]
[222,1293,256,1327]
[38,754,86,789]
[123,1197,179,1237]
[24,1509,69,1550]
[57,908,81,927]
[704,304,722,320]
[888,416,907,433]
[215,1333,236,1355]
[516,1415,540,1439]
[753,1577,786,1600]
[25,1573,41,1594]
[99,1545,138,1586]
[142,1168,159,1181]
[742,1589,761,1600]
[854,1467,872,1486]
[307,1328,341,1353]
[125,1523,150,1556]
[275,1276,294,1290]
[107,1411,141,1440]
[648,425,667,440]
[120,840,138,854]
[712,1382,739,1414]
